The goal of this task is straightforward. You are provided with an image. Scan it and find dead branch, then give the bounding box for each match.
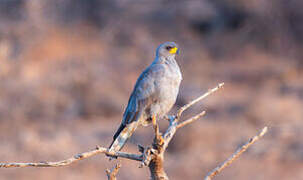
[0,146,142,168]
[0,83,225,180]
[177,110,206,129]
[106,163,121,180]
[204,126,268,180]
[177,83,224,119]
[145,83,224,180]
[0,82,268,180]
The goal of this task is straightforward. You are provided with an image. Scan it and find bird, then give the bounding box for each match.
[108,42,182,157]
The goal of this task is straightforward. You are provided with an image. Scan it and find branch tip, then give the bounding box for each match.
[177,110,206,129]
[106,163,121,180]
[177,83,224,119]
[204,126,268,180]
[260,126,268,136]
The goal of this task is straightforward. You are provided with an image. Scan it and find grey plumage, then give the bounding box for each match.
[108,42,182,155]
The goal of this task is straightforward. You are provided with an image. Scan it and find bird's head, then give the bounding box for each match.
[156,42,179,59]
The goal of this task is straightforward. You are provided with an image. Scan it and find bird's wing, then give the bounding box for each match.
[108,64,165,154]
[122,64,165,125]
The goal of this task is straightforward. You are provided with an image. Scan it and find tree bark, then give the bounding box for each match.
[149,153,168,180]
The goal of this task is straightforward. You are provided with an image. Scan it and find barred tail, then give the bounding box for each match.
[108,121,139,158]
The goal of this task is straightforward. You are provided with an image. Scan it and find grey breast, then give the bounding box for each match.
[149,57,182,120]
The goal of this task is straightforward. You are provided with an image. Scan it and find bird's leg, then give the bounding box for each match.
[152,115,164,147]
[164,115,175,122]
[152,115,158,134]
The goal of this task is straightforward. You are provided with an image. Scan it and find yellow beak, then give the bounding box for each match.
[169,47,178,54]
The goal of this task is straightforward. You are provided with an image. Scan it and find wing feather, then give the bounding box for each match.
[122,64,165,124]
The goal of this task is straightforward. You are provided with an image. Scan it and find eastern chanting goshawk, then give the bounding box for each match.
[108,42,182,156]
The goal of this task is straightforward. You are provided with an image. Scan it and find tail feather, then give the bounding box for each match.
[108,123,126,150]
[108,121,139,157]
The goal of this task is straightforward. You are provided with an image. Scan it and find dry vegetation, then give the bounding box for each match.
[0,0,303,179]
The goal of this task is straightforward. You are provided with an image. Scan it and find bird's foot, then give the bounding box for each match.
[164,115,175,121]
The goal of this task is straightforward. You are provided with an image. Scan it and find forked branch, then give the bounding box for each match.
[2,83,268,180]
[145,83,224,180]
[106,163,121,180]
[0,83,225,180]
[0,146,142,168]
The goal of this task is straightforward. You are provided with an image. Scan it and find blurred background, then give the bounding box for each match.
[0,0,303,179]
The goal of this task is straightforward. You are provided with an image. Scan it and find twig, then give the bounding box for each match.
[0,82,268,180]
[177,111,206,129]
[148,83,225,180]
[177,83,224,119]
[106,163,121,180]
[204,126,268,180]
[0,83,226,180]
[0,146,142,168]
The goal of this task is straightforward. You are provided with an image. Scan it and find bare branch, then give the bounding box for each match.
[162,117,178,149]
[177,83,224,119]
[177,110,206,129]
[111,149,142,162]
[0,146,142,168]
[204,126,268,180]
[160,83,224,149]
[0,82,268,180]
[147,83,225,180]
[0,83,227,180]
[0,83,224,170]
[106,163,121,180]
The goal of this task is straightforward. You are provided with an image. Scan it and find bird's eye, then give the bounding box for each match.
[166,46,172,50]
